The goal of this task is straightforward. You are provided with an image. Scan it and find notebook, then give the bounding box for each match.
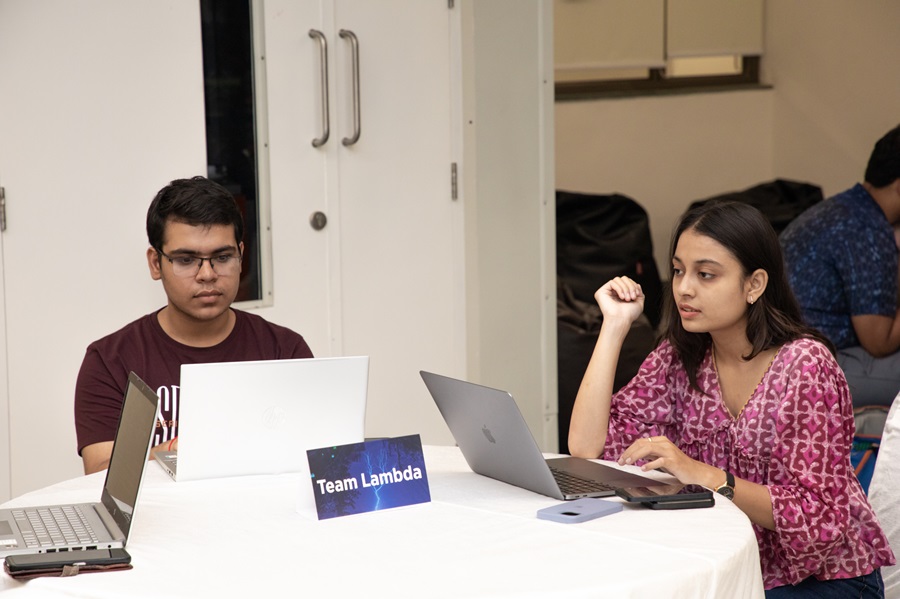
[0,372,159,557]
[163,356,368,484]
[420,371,667,500]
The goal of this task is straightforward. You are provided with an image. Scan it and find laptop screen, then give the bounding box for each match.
[100,373,159,539]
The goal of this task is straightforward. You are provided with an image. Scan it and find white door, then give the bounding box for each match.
[335,0,463,442]
[257,0,337,357]
[259,0,464,443]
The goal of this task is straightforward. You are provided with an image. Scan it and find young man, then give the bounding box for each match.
[75,177,313,474]
[780,124,900,408]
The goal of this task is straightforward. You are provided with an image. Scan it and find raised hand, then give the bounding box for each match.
[594,276,645,327]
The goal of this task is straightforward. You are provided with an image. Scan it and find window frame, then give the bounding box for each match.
[555,55,761,101]
[199,0,274,308]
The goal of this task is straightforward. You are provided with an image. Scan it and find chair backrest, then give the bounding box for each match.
[556,191,663,328]
[868,391,900,598]
[688,178,823,236]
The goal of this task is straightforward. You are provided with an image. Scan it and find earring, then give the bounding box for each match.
[748,295,754,304]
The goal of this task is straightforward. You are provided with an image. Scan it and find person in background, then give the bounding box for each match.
[780,124,900,409]
[75,176,312,475]
[569,201,894,597]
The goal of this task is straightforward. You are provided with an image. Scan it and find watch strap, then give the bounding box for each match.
[714,470,735,497]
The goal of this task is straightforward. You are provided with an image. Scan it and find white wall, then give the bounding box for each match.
[556,90,774,275]
[0,0,207,497]
[766,1,900,197]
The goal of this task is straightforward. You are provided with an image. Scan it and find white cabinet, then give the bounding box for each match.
[257,0,464,444]
[248,0,558,449]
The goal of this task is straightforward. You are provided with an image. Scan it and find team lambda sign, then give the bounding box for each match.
[306,434,431,520]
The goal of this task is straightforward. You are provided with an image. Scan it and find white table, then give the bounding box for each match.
[1,446,764,598]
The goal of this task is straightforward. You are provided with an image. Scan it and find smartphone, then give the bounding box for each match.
[5,548,131,573]
[616,484,714,510]
[536,498,623,523]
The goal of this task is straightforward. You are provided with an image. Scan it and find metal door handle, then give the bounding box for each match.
[339,29,361,146]
[309,29,330,148]
[310,211,328,230]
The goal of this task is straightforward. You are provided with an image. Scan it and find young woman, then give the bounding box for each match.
[568,201,894,597]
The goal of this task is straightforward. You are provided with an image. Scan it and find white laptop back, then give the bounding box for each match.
[174,356,368,483]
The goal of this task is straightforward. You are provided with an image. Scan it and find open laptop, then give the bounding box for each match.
[420,371,667,500]
[0,372,159,557]
[158,356,368,483]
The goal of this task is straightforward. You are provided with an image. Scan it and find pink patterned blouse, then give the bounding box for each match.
[603,338,895,590]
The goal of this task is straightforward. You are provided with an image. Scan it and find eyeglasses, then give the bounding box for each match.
[156,249,242,278]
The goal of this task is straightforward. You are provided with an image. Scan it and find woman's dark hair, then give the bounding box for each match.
[146,176,244,250]
[661,201,834,390]
[864,124,900,188]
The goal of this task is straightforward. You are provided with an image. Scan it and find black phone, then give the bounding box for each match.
[5,548,131,573]
[615,483,715,510]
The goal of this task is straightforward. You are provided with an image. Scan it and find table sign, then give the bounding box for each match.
[306,434,431,520]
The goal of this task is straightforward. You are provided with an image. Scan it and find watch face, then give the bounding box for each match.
[716,487,735,500]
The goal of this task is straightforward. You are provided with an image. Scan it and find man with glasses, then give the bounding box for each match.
[74,177,313,474]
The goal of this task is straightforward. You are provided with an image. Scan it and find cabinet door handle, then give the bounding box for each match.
[309,29,330,148]
[339,29,361,146]
[0,186,6,232]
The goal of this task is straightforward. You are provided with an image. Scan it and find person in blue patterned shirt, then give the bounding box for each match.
[780,124,900,408]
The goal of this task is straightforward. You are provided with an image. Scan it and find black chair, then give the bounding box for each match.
[688,179,823,235]
[556,191,661,454]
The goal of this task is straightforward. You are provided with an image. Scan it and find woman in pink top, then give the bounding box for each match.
[568,201,894,597]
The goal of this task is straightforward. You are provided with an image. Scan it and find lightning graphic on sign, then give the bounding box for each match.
[363,449,390,510]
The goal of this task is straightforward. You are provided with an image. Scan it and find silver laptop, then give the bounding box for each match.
[0,372,159,557]
[154,451,177,479]
[420,371,667,500]
[162,356,368,483]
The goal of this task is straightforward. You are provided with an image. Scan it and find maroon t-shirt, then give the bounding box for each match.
[74,309,313,454]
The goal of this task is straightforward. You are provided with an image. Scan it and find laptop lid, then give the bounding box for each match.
[0,371,159,557]
[99,371,161,543]
[420,371,665,499]
[175,356,368,483]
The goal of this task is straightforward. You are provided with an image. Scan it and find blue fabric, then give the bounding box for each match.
[851,434,880,494]
[765,569,884,598]
[780,184,898,349]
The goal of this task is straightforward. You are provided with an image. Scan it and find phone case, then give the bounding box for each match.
[643,496,715,510]
[616,484,712,502]
[536,498,623,523]
[4,548,132,580]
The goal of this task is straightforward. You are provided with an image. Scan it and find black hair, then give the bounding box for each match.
[864,124,900,188]
[661,201,834,390]
[146,176,244,250]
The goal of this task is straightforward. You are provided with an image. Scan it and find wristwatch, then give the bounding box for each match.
[714,470,735,500]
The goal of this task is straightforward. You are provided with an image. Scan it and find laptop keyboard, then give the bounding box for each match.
[549,467,616,495]
[11,506,100,549]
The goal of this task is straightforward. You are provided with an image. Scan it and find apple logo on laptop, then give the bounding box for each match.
[482,425,496,444]
[262,406,287,430]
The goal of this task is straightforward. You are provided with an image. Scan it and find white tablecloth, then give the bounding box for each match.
[0,446,764,598]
